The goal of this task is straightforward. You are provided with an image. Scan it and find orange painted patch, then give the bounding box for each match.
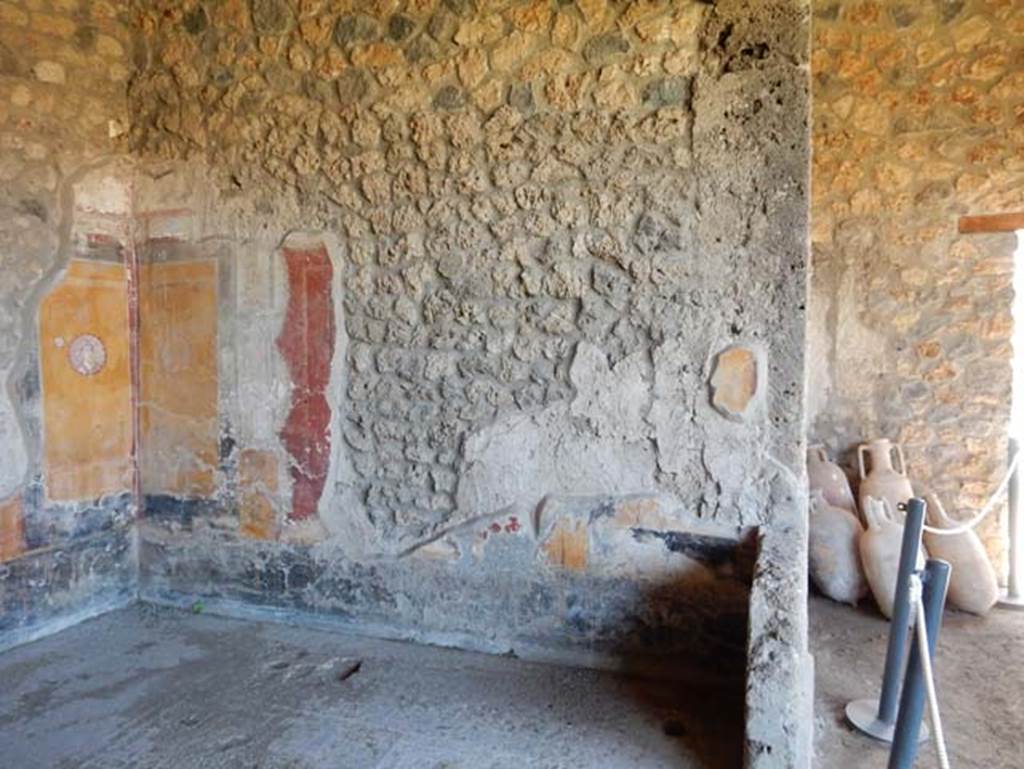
[238,448,279,540]
[139,259,219,497]
[0,494,24,561]
[612,497,672,530]
[239,448,278,490]
[39,260,132,501]
[710,346,758,418]
[542,519,588,572]
[240,494,277,541]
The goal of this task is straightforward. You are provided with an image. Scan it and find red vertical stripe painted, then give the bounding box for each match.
[277,245,335,521]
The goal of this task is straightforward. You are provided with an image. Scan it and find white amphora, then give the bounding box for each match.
[860,497,924,619]
[923,491,998,616]
[809,490,867,605]
[857,439,914,524]
[807,445,858,517]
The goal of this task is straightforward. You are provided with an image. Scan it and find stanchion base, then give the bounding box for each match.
[845,699,928,743]
[997,589,1024,611]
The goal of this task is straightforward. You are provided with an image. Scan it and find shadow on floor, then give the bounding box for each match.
[0,599,751,769]
[605,574,749,769]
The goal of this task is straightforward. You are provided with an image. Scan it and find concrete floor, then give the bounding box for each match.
[0,604,743,769]
[812,595,1024,769]
[1,598,1020,769]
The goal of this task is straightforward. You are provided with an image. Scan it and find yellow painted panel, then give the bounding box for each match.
[238,448,279,540]
[0,494,23,561]
[541,519,589,572]
[139,259,219,497]
[39,260,132,501]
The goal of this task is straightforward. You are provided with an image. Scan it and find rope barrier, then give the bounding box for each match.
[910,574,951,769]
[920,448,1022,536]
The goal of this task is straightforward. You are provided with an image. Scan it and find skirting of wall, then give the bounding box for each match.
[0,527,137,654]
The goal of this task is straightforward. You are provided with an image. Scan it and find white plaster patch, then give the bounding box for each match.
[235,245,274,311]
[473,340,660,516]
[74,173,131,216]
[569,341,650,440]
[805,285,833,426]
[233,254,289,448]
[0,376,27,498]
[457,395,658,520]
[834,269,888,416]
[63,164,136,255]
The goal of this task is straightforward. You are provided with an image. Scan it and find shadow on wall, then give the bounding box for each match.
[139,490,756,685]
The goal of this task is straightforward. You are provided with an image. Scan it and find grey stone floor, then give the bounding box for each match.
[4,596,1020,769]
[812,595,1024,769]
[0,604,743,769]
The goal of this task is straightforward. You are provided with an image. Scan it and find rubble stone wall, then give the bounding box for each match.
[809,0,1024,565]
[128,0,809,541]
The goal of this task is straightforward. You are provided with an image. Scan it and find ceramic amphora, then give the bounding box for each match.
[860,496,924,619]
[923,491,998,616]
[858,439,914,524]
[808,445,858,517]
[809,490,867,605]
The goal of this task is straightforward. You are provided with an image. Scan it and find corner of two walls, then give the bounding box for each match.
[127,0,811,706]
[0,157,141,651]
[0,0,138,649]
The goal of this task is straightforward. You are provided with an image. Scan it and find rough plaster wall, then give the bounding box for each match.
[809,0,1024,565]
[129,0,807,545]
[126,1,809,710]
[0,0,136,646]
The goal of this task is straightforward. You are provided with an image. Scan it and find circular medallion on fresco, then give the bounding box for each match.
[68,334,106,376]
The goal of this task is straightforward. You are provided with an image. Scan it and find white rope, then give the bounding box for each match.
[921,448,1022,536]
[910,575,951,769]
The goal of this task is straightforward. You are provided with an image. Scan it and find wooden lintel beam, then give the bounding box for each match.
[958,212,1024,234]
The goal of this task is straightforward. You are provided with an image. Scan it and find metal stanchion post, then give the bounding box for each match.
[999,437,1024,609]
[887,559,952,769]
[846,497,928,742]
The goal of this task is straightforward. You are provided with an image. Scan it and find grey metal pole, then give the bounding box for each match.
[846,497,927,741]
[877,497,926,724]
[887,559,952,769]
